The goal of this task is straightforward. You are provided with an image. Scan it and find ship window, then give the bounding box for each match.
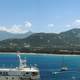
[3,72,5,75]
[26,72,29,74]
[3,72,8,75]
[32,72,38,76]
[12,77,14,79]
[5,72,8,75]
[6,77,8,79]
[0,72,2,75]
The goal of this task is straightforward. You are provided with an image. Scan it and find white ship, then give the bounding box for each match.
[0,52,40,80]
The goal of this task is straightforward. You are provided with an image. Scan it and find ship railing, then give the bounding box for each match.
[29,64,39,70]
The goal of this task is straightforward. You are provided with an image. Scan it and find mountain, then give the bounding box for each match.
[0,28,80,52]
[0,31,33,41]
[60,28,80,44]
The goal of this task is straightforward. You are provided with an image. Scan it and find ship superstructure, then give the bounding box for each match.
[0,52,40,80]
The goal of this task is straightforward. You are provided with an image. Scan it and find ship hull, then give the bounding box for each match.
[0,76,39,80]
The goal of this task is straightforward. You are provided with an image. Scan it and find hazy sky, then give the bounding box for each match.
[0,0,80,33]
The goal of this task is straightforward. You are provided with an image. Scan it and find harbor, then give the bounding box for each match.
[0,53,80,80]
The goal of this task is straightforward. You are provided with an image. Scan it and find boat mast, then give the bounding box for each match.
[60,56,68,71]
[17,51,27,68]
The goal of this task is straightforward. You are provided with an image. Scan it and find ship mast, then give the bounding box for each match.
[17,51,27,68]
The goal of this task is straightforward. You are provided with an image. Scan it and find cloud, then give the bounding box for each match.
[0,21,32,33]
[66,19,80,28]
[66,25,71,27]
[48,24,54,27]
[24,21,32,28]
[73,19,80,26]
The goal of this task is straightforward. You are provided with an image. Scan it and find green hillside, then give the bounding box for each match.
[0,28,80,53]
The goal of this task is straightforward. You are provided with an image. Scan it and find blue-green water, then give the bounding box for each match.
[0,53,80,80]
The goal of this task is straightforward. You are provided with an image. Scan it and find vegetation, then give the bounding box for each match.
[0,28,80,54]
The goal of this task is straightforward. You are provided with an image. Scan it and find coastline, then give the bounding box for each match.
[0,52,80,56]
[0,50,80,55]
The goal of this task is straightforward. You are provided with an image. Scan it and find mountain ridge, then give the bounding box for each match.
[0,28,80,53]
[0,31,33,41]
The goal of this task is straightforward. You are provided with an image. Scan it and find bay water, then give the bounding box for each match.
[0,53,80,80]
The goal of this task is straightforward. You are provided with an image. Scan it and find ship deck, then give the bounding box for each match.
[0,67,39,72]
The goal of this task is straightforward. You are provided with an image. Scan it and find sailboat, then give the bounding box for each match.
[60,56,68,71]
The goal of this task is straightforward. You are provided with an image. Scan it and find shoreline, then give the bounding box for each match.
[0,52,80,56]
[0,50,80,55]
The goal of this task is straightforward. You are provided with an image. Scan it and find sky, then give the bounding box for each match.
[0,0,80,33]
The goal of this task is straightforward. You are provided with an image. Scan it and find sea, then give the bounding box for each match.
[0,53,80,80]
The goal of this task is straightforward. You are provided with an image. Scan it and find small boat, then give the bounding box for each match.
[60,66,68,71]
[60,56,68,71]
